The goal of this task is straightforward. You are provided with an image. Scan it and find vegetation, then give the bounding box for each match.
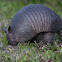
[0,0,62,62]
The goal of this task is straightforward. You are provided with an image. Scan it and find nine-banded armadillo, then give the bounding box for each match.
[3,4,62,45]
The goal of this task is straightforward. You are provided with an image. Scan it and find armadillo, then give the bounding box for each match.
[3,4,62,45]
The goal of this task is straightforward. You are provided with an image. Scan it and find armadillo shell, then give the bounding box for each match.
[10,4,62,33]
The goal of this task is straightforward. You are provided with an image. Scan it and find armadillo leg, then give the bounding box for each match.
[30,33,44,43]
[58,29,62,41]
[35,33,44,42]
[43,32,55,45]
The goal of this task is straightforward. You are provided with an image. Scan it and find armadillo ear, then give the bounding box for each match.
[8,26,12,33]
[2,27,8,34]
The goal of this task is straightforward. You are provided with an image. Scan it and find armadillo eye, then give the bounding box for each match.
[8,26,12,33]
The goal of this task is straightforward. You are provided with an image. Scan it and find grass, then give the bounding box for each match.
[0,42,62,62]
[0,0,62,62]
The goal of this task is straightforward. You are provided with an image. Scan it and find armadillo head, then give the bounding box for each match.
[2,27,18,45]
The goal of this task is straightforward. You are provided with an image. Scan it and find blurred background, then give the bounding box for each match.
[0,0,62,22]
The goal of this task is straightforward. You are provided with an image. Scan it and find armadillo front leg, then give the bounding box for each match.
[43,32,55,45]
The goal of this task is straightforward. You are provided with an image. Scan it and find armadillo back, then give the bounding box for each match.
[10,4,62,34]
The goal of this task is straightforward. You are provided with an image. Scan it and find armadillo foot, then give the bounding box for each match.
[43,32,55,45]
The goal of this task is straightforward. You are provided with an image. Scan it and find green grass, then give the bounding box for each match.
[0,0,62,62]
[0,43,62,62]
